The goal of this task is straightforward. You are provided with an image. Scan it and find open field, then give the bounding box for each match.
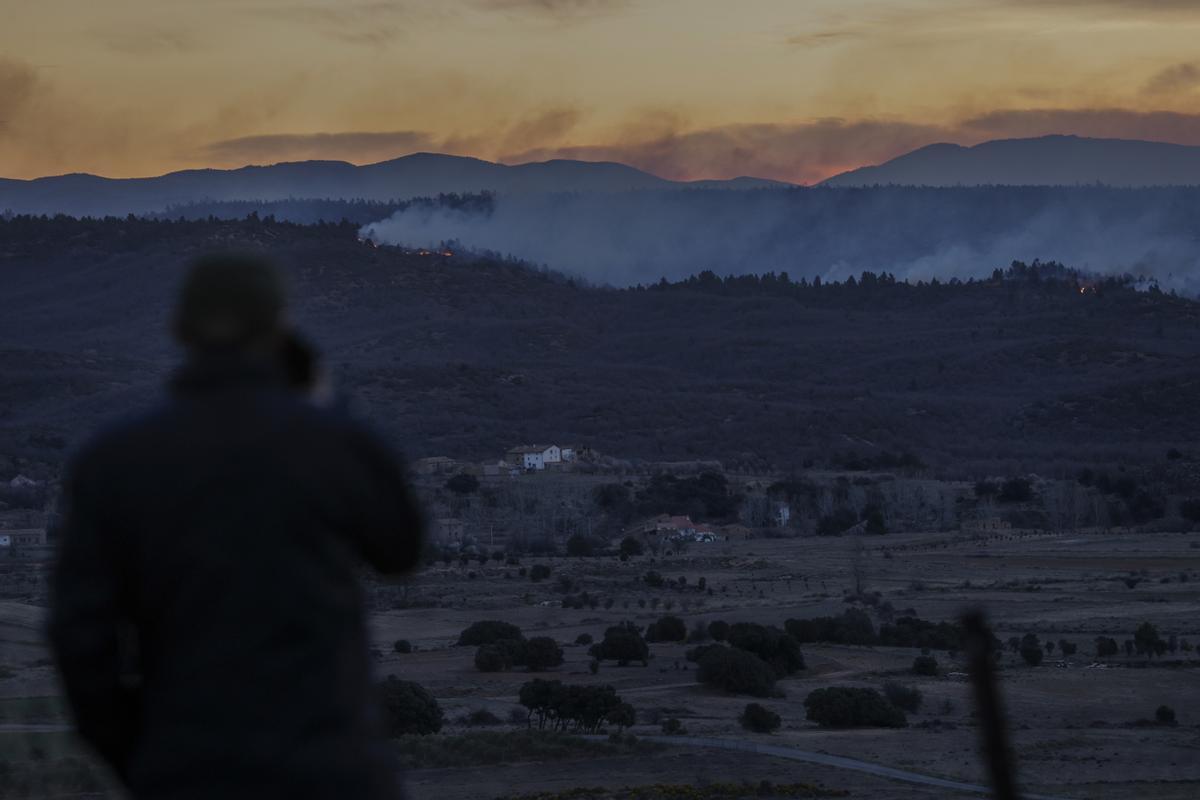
[3,527,1197,799]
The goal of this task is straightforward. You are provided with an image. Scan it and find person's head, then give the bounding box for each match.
[173,254,286,356]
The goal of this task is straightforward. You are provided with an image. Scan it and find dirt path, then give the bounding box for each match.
[593,734,1073,800]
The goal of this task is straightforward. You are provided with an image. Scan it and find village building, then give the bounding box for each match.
[432,518,466,545]
[413,456,456,476]
[0,529,47,548]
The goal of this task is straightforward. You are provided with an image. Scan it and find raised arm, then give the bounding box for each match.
[343,423,426,576]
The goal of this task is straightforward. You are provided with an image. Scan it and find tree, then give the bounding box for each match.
[911,655,939,676]
[1155,705,1176,725]
[458,620,523,647]
[377,677,443,736]
[393,639,412,654]
[804,687,906,728]
[882,681,923,712]
[726,622,805,676]
[642,570,665,588]
[529,564,552,582]
[708,620,730,641]
[589,622,650,666]
[525,636,565,671]
[998,477,1033,503]
[445,473,480,495]
[566,534,597,557]
[1134,622,1162,658]
[575,632,594,646]
[1095,636,1119,657]
[645,615,687,643]
[739,703,782,733]
[1058,639,1077,656]
[606,702,637,732]
[1019,633,1043,666]
[696,645,779,697]
[619,536,644,558]
[475,644,510,672]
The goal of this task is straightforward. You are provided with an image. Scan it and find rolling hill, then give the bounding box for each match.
[0,153,786,218]
[2,215,1198,482]
[822,135,1200,187]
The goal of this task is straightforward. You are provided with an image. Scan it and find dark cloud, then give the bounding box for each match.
[245,2,408,46]
[203,130,436,165]
[474,0,630,18]
[0,57,39,123]
[1143,62,1200,96]
[99,27,200,56]
[784,29,863,47]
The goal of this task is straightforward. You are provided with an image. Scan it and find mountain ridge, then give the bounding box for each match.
[0,152,788,218]
[821,134,1200,187]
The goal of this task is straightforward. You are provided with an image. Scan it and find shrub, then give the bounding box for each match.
[458,620,524,647]
[529,564,552,582]
[739,703,782,733]
[518,679,629,734]
[393,639,412,654]
[998,477,1033,503]
[1134,622,1163,657]
[804,687,907,729]
[661,717,685,735]
[784,609,876,646]
[525,637,565,672]
[475,645,511,672]
[575,633,594,646]
[726,622,805,676]
[911,655,939,676]
[1019,634,1043,666]
[1095,636,1119,657]
[696,645,779,697]
[1156,705,1176,725]
[589,622,650,666]
[643,570,665,588]
[619,536,644,558]
[378,677,443,736]
[465,709,502,726]
[646,615,688,643]
[882,681,923,713]
[1058,639,1077,656]
[707,620,730,641]
[566,534,598,557]
[445,473,480,495]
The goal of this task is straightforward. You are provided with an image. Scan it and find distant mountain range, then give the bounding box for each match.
[822,135,1200,187]
[0,153,786,218]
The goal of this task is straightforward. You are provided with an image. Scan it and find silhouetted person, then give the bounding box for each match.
[48,254,424,799]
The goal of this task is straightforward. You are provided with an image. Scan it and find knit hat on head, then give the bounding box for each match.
[175,254,286,349]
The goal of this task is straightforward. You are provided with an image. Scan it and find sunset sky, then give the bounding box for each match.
[3,0,1200,183]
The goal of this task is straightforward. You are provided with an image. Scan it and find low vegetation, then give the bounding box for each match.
[804,687,907,729]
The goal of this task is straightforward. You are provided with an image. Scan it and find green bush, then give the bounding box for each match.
[458,620,524,647]
[911,655,939,676]
[1156,705,1176,725]
[589,622,650,666]
[696,645,779,697]
[1019,633,1043,666]
[393,639,412,654]
[378,677,443,736]
[726,622,805,676]
[475,645,511,672]
[804,687,906,729]
[739,702,782,733]
[646,615,687,643]
[525,637,565,671]
[881,681,923,712]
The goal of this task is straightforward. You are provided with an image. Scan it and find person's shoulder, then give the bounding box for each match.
[65,403,177,477]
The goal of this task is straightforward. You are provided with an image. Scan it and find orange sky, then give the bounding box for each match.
[3,0,1200,183]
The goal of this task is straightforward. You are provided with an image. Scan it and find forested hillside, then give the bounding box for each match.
[1,215,1198,483]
